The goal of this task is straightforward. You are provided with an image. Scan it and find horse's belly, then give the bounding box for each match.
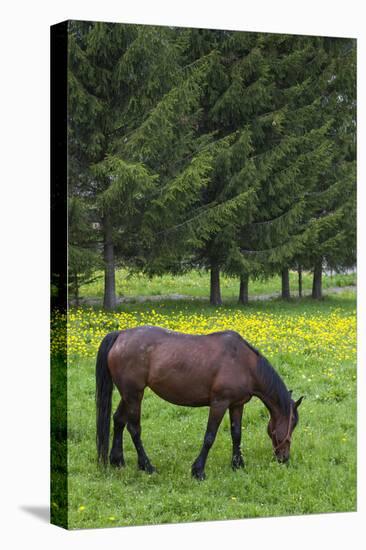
[150,385,210,407]
[147,365,212,407]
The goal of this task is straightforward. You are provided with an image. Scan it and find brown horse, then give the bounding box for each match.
[96,326,303,480]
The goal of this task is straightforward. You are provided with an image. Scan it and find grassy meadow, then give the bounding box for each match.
[79,268,356,300]
[51,273,357,529]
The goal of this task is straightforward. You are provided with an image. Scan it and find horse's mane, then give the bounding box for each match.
[241,337,291,416]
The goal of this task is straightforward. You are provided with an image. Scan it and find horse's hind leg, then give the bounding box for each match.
[191,399,228,481]
[110,400,127,468]
[125,391,155,474]
[229,403,245,470]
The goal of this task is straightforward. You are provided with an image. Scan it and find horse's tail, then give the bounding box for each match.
[96,331,120,466]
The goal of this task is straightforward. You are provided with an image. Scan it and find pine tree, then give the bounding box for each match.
[68,21,209,309]
[248,36,334,288]
[277,36,357,298]
[230,34,356,301]
[145,30,275,305]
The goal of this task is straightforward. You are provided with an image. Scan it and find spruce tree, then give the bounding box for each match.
[247,34,336,295]
[147,30,274,305]
[231,34,356,301]
[68,21,210,308]
[280,36,357,298]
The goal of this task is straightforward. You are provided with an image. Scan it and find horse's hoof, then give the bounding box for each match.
[139,462,156,474]
[232,455,245,470]
[110,455,125,468]
[191,468,206,481]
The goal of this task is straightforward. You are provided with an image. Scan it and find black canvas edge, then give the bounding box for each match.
[50,20,69,530]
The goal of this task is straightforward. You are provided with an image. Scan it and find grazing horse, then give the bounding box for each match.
[96,326,303,480]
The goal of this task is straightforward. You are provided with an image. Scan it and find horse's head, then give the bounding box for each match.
[267,395,304,463]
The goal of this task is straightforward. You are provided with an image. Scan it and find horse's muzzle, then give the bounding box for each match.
[276,454,289,464]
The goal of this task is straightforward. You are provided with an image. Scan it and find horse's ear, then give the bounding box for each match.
[294,396,304,409]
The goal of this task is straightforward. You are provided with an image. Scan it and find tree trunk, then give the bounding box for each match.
[312,259,323,299]
[238,273,249,305]
[74,272,80,308]
[298,266,302,298]
[210,265,222,306]
[281,267,290,300]
[103,216,117,310]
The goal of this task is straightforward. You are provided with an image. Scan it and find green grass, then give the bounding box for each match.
[80,268,356,300]
[62,292,356,529]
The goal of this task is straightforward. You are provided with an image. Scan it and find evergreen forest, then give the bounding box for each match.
[67,21,356,309]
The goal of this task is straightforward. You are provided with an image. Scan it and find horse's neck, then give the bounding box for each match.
[251,359,287,420]
[253,388,282,420]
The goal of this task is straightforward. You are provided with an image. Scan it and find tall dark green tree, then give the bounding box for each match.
[275,36,357,298]
[143,30,274,305]
[68,22,222,309]
[306,39,356,298]
[231,34,356,301]
[252,34,336,299]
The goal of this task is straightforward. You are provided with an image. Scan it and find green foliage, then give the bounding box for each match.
[68,197,102,302]
[121,51,216,174]
[92,156,157,218]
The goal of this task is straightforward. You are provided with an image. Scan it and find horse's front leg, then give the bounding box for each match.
[229,403,245,470]
[191,400,228,481]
